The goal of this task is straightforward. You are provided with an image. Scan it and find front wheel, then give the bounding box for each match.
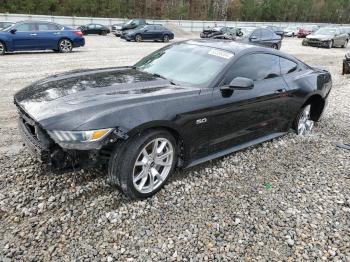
[58,39,73,53]
[293,104,314,136]
[342,40,348,48]
[135,34,142,42]
[108,129,177,199]
[271,43,278,49]
[0,41,6,55]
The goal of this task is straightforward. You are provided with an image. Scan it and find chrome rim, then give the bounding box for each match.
[298,105,314,136]
[0,42,4,54]
[60,40,72,52]
[329,41,333,48]
[135,35,142,42]
[133,138,174,194]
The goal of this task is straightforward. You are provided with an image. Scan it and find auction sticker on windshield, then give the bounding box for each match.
[208,49,234,59]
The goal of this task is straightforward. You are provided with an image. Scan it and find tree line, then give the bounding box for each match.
[1,0,350,23]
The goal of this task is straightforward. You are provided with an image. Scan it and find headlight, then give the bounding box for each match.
[48,128,113,143]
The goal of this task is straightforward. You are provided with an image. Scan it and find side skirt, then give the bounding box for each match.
[186,132,286,168]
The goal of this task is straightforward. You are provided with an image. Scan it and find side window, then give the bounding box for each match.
[261,29,273,38]
[134,20,140,26]
[280,57,298,75]
[251,29,261,38]
[224,53,280,84]
[95,24,102,29]
[37,23,60,31]
[15,23,36,31]
[88,24,95,29]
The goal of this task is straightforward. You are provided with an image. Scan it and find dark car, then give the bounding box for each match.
[121,24,174,42]
[79,24,110,35]
[302,27,349,48]
[298,25,320,38]
[0,20,85,55]
[14,40,332,199]
[111,23,123,36]
[201,26,242,40]
[0,21,15,31]
[265,25,284,38]
[120,18,147,33]
[236,28,282,49]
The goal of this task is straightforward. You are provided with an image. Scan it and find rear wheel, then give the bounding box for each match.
[293,104,314,136]
[135,34,142,42]
[163,34,170,42]
[58,39,73,53]
[101,31,108,36]
[271,44,278,49]
[0,41,5,55]
[108,129,177,199]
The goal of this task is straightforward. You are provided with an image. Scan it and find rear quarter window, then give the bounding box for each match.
[280,58,298,75]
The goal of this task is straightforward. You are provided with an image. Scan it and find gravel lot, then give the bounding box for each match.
[1,35,350,261]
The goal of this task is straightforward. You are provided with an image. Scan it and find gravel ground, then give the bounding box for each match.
[0,36,350,261]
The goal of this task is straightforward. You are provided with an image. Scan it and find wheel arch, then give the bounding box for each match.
[126,121,187,165]
[301,93,325,122]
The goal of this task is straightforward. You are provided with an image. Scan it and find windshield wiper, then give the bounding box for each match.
[152,73,177,86]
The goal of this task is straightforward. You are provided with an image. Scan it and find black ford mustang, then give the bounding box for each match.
[14,40,332,199]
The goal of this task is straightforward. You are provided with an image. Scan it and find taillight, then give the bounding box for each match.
[74,31,83,37]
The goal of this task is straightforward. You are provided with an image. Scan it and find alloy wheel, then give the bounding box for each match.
[133,138,174,194]
[135,35,142,42]
[163,35,169,42]
[297,105,314,136]
[59,39,73,53]
[0,42,4,55]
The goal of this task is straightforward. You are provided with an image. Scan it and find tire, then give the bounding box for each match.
[101,31,107,36]
[0,41,6,55]
[163,34,170,42]
[108,129,177,199]
[58,39,73,53]
[327,40,333,49]
[302,39,308,46]
[292,104,314,136]
[271,44,278,49]
[292,33,295,37]
[342,40,348,48]
[135,34,142,42]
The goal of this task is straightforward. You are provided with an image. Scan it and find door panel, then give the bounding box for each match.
[12,31,38,50]
[208,77,289,154]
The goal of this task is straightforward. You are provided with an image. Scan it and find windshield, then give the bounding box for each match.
[315,28,337,35]
[240,27,255,37]
[134,43,233,87]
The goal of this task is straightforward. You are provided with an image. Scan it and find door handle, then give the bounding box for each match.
[275,88,287,94]
[53,32,61,35]
[29,33,37,36]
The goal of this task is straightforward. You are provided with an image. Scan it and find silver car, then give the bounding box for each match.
[303,27,349,48]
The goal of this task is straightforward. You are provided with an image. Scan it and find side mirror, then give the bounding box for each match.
[10,29,17,34]
[221,77,254,91]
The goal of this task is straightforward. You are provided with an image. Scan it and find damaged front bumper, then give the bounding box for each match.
[305,39,332,48]
[17,109,128,171]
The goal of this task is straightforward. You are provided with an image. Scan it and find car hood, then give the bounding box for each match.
[307,34,333,40]
[14,67,201,130]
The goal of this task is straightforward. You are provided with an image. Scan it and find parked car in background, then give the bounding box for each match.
[302,27,349,48]
[0,20,84,55]
[111,23,123,36]
[121,19,147,32]
[121,24,174,42]
[343,52,350,74]
[298,25,320,38]
[264,25,284,38]
[239,27,257,37]
[236,27,282,49]
[340,26,350,37]
[14,39,332,198]
[0,21,15,31]
[200,26,242,40]
[78,24,110,35]
[284,25,300,37]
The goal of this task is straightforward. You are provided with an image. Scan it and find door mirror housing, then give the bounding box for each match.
[10,29,17,34]
[228,77,254,90]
